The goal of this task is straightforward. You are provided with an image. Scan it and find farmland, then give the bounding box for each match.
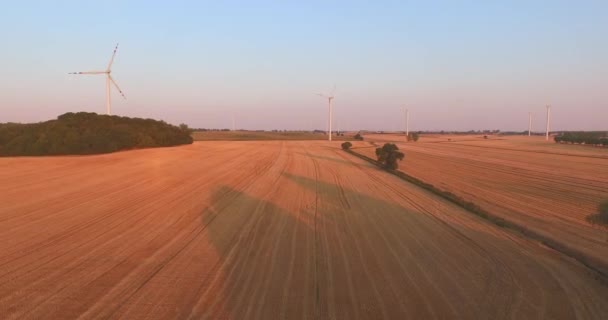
[191,130,352,141]
[358,134,608,274]
[1,141,607,319]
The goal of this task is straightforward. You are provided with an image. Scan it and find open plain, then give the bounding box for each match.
[358,134,608,274]
[1,141,608,319]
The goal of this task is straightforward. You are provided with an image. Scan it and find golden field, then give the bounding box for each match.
[0,141,607,319]
[359,134,608,273]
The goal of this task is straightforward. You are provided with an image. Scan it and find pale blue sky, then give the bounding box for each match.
[1,1,606,131]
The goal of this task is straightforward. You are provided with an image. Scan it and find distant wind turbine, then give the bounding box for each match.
[318,85,336,141]
[528,112,532,136]
[404,107,409,137]
[545,105,551,141]
[69,43,126,115]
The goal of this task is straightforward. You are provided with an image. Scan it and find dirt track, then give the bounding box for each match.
[1,141,607,319]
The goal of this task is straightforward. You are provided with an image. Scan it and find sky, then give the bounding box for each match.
[1,0,607,131]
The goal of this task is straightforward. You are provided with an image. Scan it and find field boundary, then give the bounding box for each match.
[436,142,608,159]
[191,131,354,142]
[344,148,608,284]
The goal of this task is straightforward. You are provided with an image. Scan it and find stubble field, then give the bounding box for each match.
[359,134,608,273]
[1,141,607,319]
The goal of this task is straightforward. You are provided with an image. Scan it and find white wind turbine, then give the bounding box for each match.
[545,105,551,141]
[403,106,409,137]
[528,112,532,136]
[69,44,126,115]
[318,85,336,141]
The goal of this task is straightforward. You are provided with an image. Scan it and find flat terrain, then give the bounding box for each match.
[1,141,607,319]
[192,130,352,141]
[360,134,608,273]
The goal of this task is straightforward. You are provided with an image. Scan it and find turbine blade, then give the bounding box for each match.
[330,84,336,96]
[318,93,328,98]
[107,43,119,71]
[108,75,126,99]
[69,71,107,75]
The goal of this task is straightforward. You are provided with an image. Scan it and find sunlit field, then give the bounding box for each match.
[1,140,607,319]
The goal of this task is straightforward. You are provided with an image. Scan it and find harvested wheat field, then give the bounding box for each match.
[360,134,608,274]
[1,141,607,319]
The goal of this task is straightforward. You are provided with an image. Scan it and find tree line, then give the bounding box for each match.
[0,112,193,156]
[554,132,608,146]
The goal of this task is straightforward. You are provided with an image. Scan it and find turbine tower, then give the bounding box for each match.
[528,112,532,136]
[69,44,126,115]
[318,85,336,141]
[404,107,409,137]
[545,105,551,141]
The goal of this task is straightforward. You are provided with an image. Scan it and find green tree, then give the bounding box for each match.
[0,112,193,156]
[179,123,192,134]
[375,143,405,170]
[408,132,419,142]
[341,142,352,150]
[586,200,608,227]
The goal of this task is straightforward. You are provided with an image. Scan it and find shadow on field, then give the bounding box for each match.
[280,172,584,319]
[185,171,586,319]
[294,152,351,165]
[190,185,316,319]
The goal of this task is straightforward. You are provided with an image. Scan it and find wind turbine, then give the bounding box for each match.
[528,112,532,136]
[318,85,336,141]
[404,107,409,137]
[545,105,551,141]
[69,43,126,115]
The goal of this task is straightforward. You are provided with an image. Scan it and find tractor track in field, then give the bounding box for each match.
[333,148,519,317]
[104,142,287,319]
[304,146,322,320]
[1,141,607,319]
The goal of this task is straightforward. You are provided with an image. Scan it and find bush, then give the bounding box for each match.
[407,132,419,142]
[586,200,608,226]
[341,142,352,150]
[600,201,608,214]
[598,200,608,223]
[354,133,364,141]
[375,143,405,170]
[0,112,193,156]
